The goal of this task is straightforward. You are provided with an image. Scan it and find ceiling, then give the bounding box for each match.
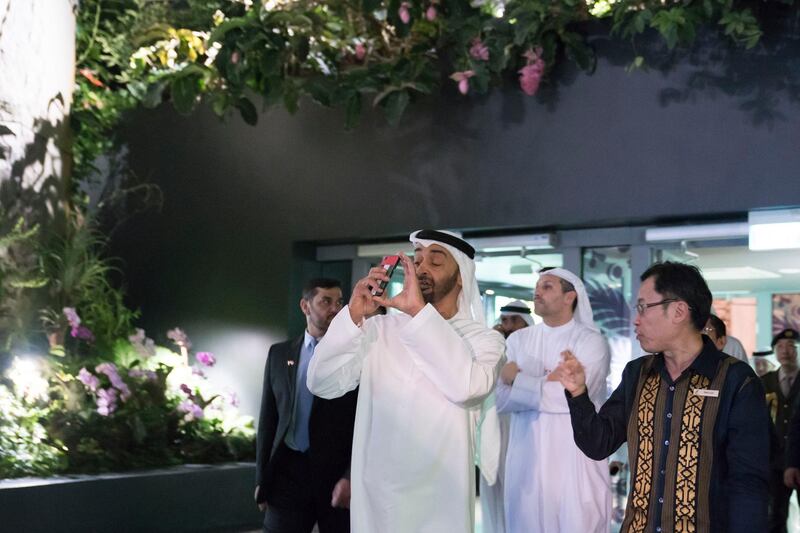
[471,246,800,296]
[474,253,563,294]
[660,245,800,294]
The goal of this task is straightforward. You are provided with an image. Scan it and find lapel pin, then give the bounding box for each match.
[287,360,295,366]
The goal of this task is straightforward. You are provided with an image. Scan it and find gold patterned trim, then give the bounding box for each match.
[673,373,710,533]
[624,369,661,533]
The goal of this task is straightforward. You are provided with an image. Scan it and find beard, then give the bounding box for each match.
[419,271,459,305]
[311,312,337,333]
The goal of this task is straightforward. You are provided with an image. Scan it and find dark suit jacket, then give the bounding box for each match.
[762,369,800,469]
[255,335,358,503]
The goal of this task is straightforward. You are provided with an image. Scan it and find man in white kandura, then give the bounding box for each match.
[477,300,534,533]
[496,267,611,533]
[307,229,505,533]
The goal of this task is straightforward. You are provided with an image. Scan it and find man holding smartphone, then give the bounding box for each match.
[307,229,505,533]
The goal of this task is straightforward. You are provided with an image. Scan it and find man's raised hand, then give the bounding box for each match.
[372,253,425,317]
[556,350,587,397]
[348,265,392,324]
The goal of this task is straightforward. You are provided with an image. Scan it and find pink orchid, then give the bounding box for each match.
[519,47,545,96]
[63,307,81,328]
[355,43,367,61]
[398,2,411,24]
[196,351,216,367]
[450,70,475,95]
[469,38,489,61]
[71,325,95,342]
[426,5,437,21]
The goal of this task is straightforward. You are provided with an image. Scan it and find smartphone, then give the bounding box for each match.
[371,255,401,296]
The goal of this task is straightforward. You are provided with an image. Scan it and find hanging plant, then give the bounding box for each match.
[72,0,776,179]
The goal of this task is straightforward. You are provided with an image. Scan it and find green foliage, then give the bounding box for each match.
[38,218,138,357]
[1,337,255,478]
[0,216,48,352]
[0,385,65,478]
[71,0,788,175]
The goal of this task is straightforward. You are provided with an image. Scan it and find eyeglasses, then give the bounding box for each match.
[631,298,682,316]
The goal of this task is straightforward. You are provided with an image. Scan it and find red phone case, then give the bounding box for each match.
[372,255,400,296]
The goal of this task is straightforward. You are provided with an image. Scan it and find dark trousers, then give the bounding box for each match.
[263,444,349,533]
[768,468,793,533]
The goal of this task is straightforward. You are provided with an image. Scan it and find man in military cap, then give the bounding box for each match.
[762,328,800,533]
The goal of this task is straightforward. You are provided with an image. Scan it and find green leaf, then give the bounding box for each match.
[170,75,200,115]
[562,32,595,73]
[362,0,381,14]
[344,92,362,130]
[382,90,409,126]
[235,97,258,125]
[208,17,252,44]
[142,80,168,109]
[211,94,228,116]
[283,82,300,114]
[305,77,334,107]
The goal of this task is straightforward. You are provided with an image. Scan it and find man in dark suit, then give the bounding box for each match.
[762,328,800,533]
[255,278,358,533]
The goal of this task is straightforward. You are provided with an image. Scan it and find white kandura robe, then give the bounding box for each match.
[496,319,611,533]
[307,304,505,533]
[478,398,510,533]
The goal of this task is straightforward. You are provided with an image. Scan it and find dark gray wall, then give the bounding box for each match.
[111,20,800,419]
[0,463,262,532]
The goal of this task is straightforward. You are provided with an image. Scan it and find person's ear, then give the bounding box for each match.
[564,290,577,308]
[672,301,691,325]
[300,298,310,316]
[716,335,727,350]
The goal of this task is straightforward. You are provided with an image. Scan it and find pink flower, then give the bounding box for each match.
[192,366,206,378]
[129,328,156,357]
[450,70,475,95]
[71,325,95,342]
[167,327,192,350]
[96,362,131,401]
[63,307,81,328]
[227,392,240,408]
[355,43,367,61]
[398,2,411,24]
[469,38,489,61]
[178,400,204,421]
[519,47,545,96]
[96,388,118,416]
[196,351,216,367]
[78,367,100,392]
[426,5,437,21]
[128,369,157,381]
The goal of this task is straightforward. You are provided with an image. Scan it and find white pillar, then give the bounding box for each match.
[0,0,76,214]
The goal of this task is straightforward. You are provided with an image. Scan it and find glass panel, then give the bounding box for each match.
[476,253,563,328]
[582,246,633,533]
[582,246,633,391]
